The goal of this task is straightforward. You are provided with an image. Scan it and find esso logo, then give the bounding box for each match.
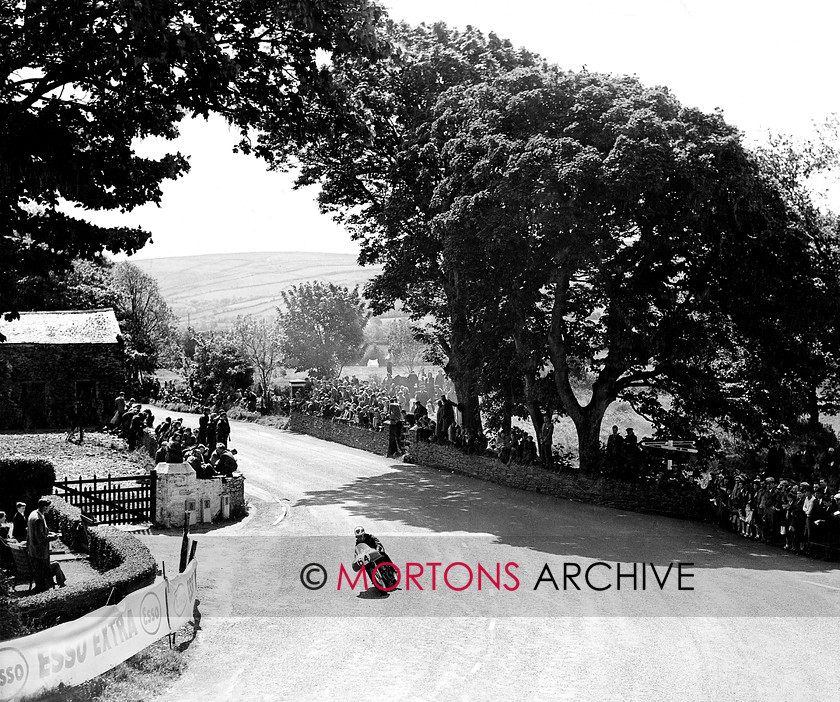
[0,647,29,700]
[139,592,162,636]
[173,583,187,617]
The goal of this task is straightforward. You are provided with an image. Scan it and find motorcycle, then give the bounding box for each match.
[353,542,398,590]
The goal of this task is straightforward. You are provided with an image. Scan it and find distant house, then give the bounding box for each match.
[0,309,124,430]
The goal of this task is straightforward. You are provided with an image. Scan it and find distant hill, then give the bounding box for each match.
[133,251,383,330]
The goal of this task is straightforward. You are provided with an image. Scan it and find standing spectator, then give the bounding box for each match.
[387,397,403,457]
[606,425,624,468]
[27,500,66,592]
[498,429,512,465]
[540,415,554,466]
[12,502,27,542]
[198,408,210,445]
[821,447,838,477]
[623,428,639,470]
[128,407,144,451]
[436,395,456,443]
[155,416,172,439]
[217,411,231,448]
[67,398,84,444]
[385,347,393,377]
[207,413,218,448]
[110,391,126,429]
[802,484,817,553]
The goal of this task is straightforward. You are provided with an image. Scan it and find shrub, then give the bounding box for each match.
[0,577,27,641]
[225,407,261,422]
[0,457,55,517]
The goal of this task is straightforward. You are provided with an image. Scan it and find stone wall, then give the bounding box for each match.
[143,430,245,527]
[406,436,708,519]
[0,343,123,429]
[289,412,390,456]
[288,412,709,521]
[153,462,246,527]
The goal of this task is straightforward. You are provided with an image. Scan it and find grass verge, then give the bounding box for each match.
[25,622,196,702]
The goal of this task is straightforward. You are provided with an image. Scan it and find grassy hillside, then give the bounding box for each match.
[133,251,383,329]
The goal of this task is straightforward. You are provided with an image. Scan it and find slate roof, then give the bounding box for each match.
[0,309,121,345]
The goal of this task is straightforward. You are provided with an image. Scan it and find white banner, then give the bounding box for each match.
[166,559,198,632]
[0,560,198,701]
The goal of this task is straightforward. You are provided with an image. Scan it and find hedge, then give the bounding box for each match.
[0,457,55,518]
[5,496,158,633]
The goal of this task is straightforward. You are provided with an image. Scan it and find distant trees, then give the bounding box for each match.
[185,330,253,404]
[278,282,368,377]
[387,319,427,373]
[233,315,284,408]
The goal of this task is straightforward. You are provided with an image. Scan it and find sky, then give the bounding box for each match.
[78,0,840,261]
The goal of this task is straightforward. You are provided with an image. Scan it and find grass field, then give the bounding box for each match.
[134,251,382,329]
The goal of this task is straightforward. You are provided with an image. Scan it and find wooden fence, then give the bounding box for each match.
[53,473,155,525]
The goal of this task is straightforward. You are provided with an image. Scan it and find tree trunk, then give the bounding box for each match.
[573,408,606,473]
[450,370,482,434]
[445,303,483,435]
[522,372,545,462]
[502,379,514,434]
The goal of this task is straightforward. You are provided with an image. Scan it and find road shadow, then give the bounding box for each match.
[356,588,392,600]
[175,599,202,652]
[292,463,838,574]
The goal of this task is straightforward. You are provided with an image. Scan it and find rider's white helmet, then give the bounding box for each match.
[354,526,365,537]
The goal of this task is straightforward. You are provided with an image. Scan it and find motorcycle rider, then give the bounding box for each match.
[354,526,396,588]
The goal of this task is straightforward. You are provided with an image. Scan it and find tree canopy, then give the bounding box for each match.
[233,314,284,406]
[423,69,840,466]
[110,261,177,377]
[289,21,545,429]
[0,0,385,326]
[278,281,368,377]
[296,26,840,467]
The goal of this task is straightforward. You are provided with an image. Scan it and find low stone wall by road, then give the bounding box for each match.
[142,429,246,527]
[288,412,390,456]
[289,411,709,521]
[406,436,708,519]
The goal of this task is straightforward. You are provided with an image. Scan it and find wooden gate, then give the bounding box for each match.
[53,473,155,525]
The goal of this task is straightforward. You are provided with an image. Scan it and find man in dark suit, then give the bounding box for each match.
[27,499,66,592]
[12,502,28,542]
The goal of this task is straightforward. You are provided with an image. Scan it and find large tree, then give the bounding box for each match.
[278,281,367,377]
[287,21,544,432]
[0,0,385,331]
[419,68,837,469]
[111,261,176,377]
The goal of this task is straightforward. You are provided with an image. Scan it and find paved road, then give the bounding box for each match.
[142,408,840,701]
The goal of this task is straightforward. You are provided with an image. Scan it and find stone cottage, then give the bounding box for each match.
[0,308,124,430]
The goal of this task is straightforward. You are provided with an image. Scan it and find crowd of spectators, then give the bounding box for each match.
[107,389,240,478]
[704,462,840,558]
[292,370,462,455]
[153,410,238,478]
[106,391,154,451]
